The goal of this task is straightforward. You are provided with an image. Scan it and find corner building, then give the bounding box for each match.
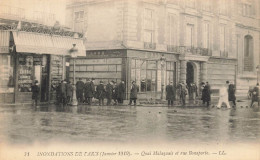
[66,0,260,100]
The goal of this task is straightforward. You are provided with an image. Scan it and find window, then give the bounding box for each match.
[168,13,177,46]
[144,9,154,43]
[166,62,175,85]
[203,22,210,48]
[186,24,194,48]
[0,55,14,93]
[241,1,255,17]
[244,35,254,72]
[131,59,157,92]
[74,11,84,21]
[219,0,228,15]
[219,25,226,52]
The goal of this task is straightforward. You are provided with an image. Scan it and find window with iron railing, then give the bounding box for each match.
[144,8,156,49]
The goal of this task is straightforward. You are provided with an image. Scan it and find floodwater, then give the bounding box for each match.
[0,104,259,144]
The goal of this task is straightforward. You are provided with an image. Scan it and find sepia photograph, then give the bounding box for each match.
[0,0,259,159]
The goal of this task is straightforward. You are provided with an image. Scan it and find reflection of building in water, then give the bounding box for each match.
[66,0,260,100]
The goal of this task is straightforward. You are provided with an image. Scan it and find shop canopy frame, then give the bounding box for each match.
[12,31,85,56]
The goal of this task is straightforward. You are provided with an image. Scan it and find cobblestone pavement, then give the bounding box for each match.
[0,100,259,145]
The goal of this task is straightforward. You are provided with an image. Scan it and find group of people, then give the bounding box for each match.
[75,78,126,106]
[32,77,259,108]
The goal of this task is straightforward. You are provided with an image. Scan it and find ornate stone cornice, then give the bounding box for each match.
[178,54,210,62]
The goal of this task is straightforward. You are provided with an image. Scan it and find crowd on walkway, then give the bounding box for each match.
[31,78,259,108]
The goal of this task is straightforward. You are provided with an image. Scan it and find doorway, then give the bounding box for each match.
[186,62,194,86]
[40,55,50,102]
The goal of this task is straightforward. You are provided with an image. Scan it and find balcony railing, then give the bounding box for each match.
[144,42,156,50]
[167,45,212,56]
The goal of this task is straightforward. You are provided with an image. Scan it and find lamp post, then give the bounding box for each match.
[160,54,166,100]
[256,65,259,84]
[69,44,78,106]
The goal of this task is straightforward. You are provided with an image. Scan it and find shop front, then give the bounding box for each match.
[73,49,178,101]
[0,30,85,104]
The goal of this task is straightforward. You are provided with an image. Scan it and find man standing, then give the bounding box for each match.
[129,81,139,106]
[166,81,175,106]
[84,78,95,105]
[180,81,187,106]
[31,80,40,107]
[201,82,211,107]
[216,82,231,109]
[106,81,113,105]
[76,78,84,103]
[250,83,259,107]
[60,80,67,107]
[112,81,118,105]
[66,81,73,105]
[227,81,236,106]
[117,80,125,104]
[96,81,105,106]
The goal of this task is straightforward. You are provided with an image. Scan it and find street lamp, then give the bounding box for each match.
[69,44,78,106]
[160,54,166,100]
[256,65,260,84]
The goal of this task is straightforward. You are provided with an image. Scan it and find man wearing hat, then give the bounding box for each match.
[76,78,84,103]
[31,80,40,107]
[129,81,139,106]
[166,81,175,106]
[117,80,125,104]
[84,78,95,105]
[96,81,105,106]
[227,81,236,106]
[106,81,114,105]
[112,81,118,105]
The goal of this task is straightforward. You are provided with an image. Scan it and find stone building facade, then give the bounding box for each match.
[66,0,260,99]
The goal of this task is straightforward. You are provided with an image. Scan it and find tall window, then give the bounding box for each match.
[74,11,85,32]
[219,0,228,15]
[244,35,254,71]
[168,13,177,46]
[203,22,210,48]
[144,9,154,43]
[219,25,226,52]
[241,1,255,17]
[186,24,194,48]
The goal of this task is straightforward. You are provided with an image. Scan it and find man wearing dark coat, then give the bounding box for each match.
[66,81,73,105]
[96,81,105,106]
[129,81,139,106]
[106,81,113,105]
[60,80,67,107]
[76,78,84,103]
[117,80,125,104]
[112,81,118,105]
[250,83,259,107]
[31,80,40,107]
[166,81,175,106]
[84,78,95,105]
[201,82,211,107]
[227,81,236,106]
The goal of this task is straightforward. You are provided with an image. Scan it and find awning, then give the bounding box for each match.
[12,31,86,56]
[0,30,10,53]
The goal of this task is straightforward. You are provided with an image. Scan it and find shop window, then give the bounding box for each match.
[0,55,14,93]
[131,59,157,92]
[244,35,254,72]
[17,55,33,92]
[166,62,175,85]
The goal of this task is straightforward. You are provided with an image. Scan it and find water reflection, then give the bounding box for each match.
[0,104,259,144]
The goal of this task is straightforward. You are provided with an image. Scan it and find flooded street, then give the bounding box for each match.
[0,104,259,144]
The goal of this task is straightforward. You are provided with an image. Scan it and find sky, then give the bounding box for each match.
[0,0,68,25]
